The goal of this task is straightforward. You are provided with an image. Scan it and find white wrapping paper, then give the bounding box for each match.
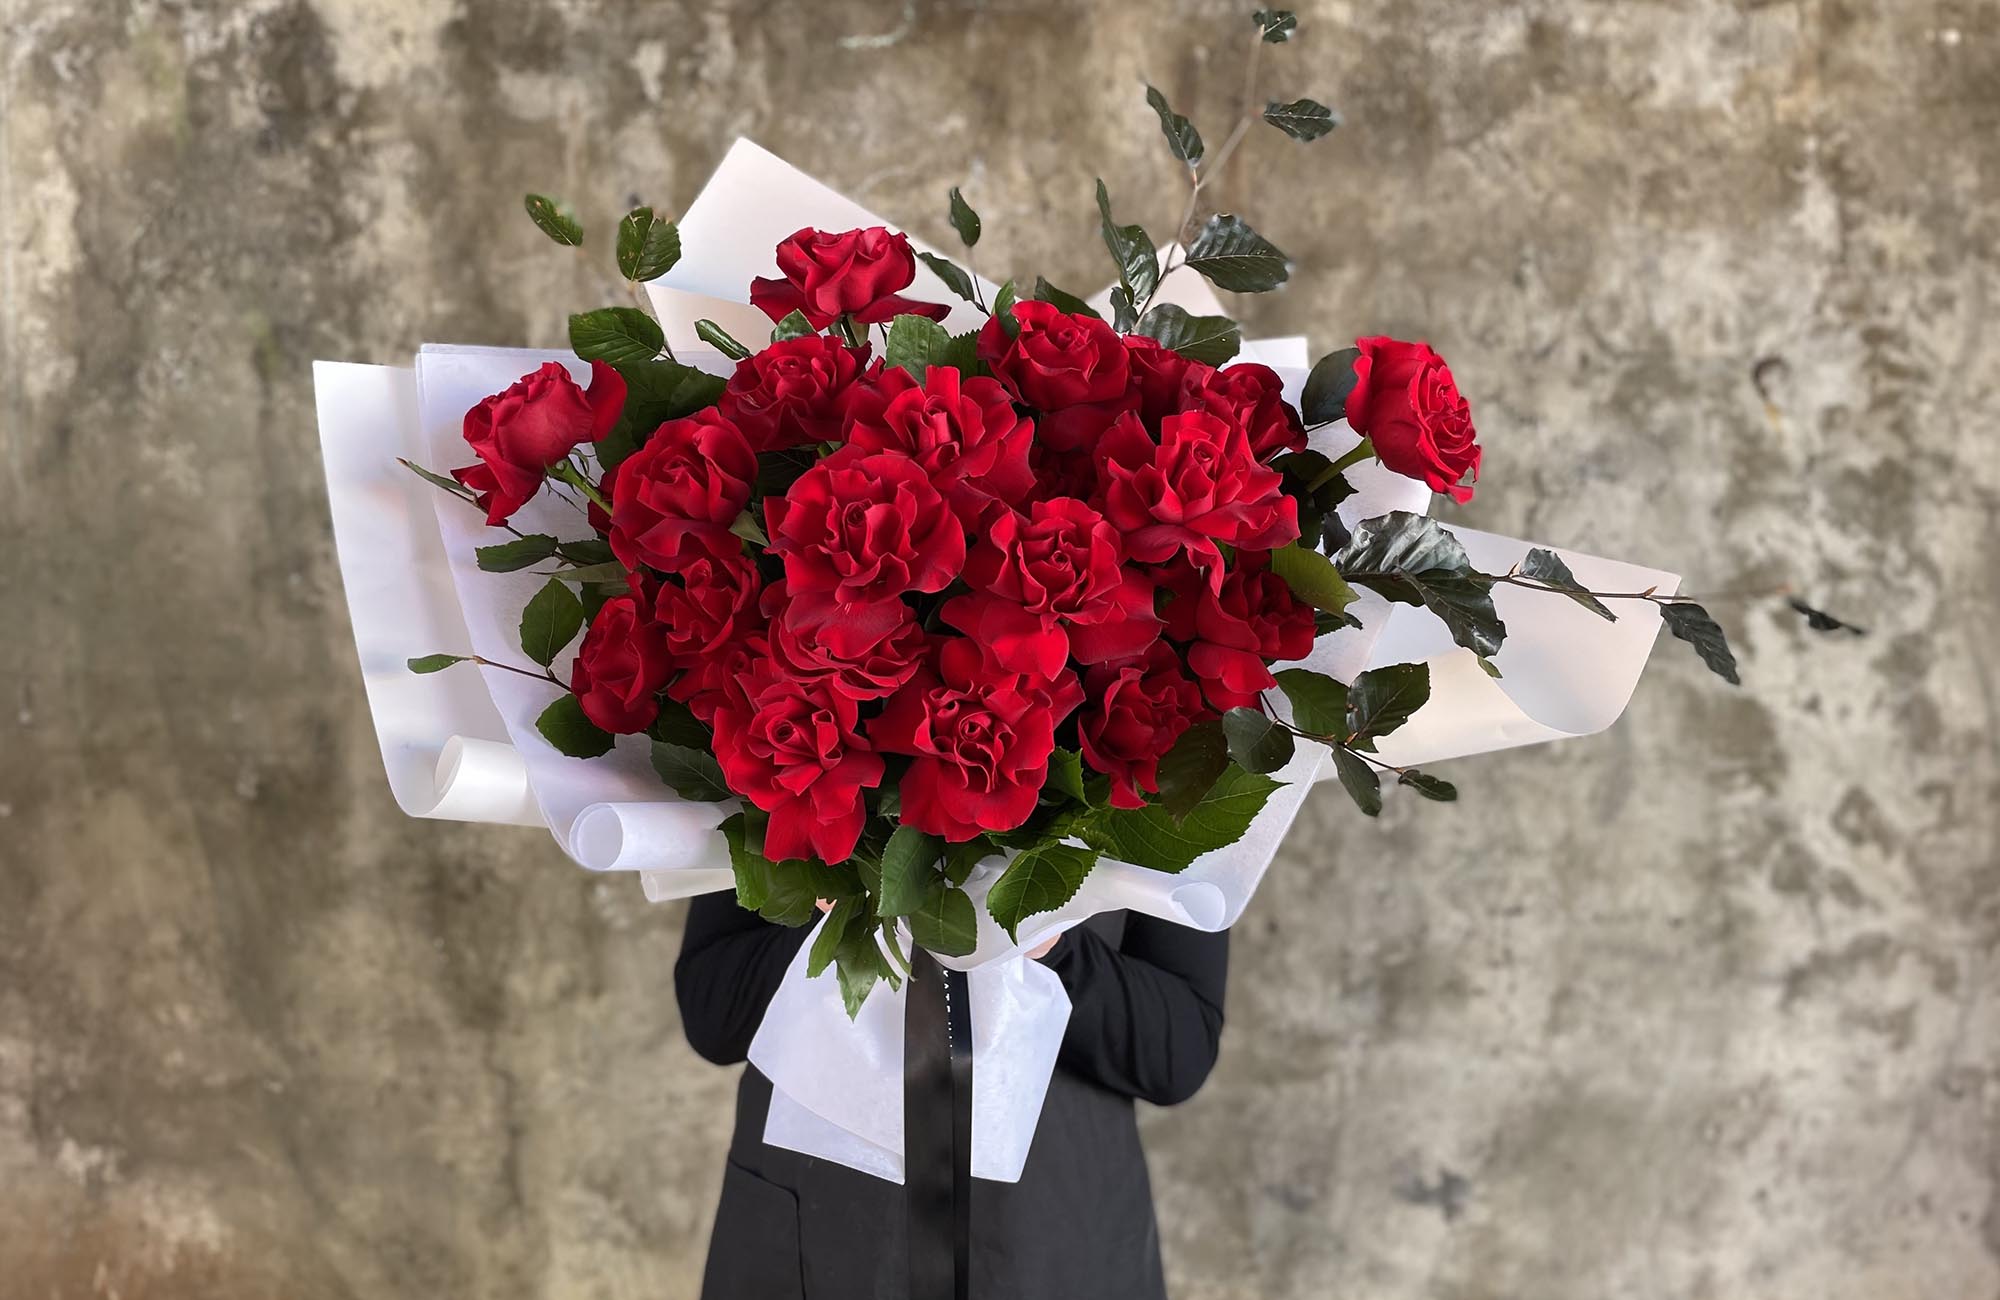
[313,138,1678,1183]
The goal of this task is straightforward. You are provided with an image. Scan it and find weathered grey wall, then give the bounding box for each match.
[4,1,1997,1296]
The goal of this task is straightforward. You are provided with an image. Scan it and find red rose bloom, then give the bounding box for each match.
[568,591,671,735]
[872,638,1067,842]
[843,365,1034,524]
[453,360,626,525]
[764,447,966,612]
[1028,441,1102,502]
[977,301,1130,425]
[949,497,1158,673]
[1183,362,1307,460]
[1079,644,1211,809]
[750,226,949,330]
[652,550,762,666]
[608,408,757,573]
[712,667,884,864]
[667,629,767,725]
[1123,334,1207,424]
[766,580,927,701]
[1098,410,1299,585]
[719,334,868,451]
[1173,553,1319,710]
[1346,337,1482,503]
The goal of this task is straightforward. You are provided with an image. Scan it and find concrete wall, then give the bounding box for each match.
[4,1,1997,1295]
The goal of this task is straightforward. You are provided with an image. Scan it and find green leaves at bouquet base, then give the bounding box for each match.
[1660,601,1741,685]
[808,896,859,978]
[1344,662,1431,751]
[908,881,978,958]
[519,577,585,666]
[1135,304,1242,365]
[877,824,945,919]
[598,356,727,470]
[1273,667,1349,736]
[650,741,731,802]
[884,314,979,381]
[1301,346,1363,425]
[407,653,471,674]
[1254,9,1298,42]
[1084,765,1281,874]
[524,193,582,246]
[1269,542,1359,619]
[1185,213,1289,293]
[1044,748,1089,804]
[1264,98,1339,142]
[475,533,559,572]
[1519,548,1616,622]
[1222,708,1296,774]
[948,185,981,247]
[1155,720,1230,820]
[616,206,682,282]
[987,841,1098,942]
[721,811,820,927]
[1330,747,1381,816]
[536,693,615,759]
[1337,512,1507,658]
[570,307,665,368]
[916,251,982,307]
[1030,277,1102,320]
[1095,179,1158,331]
[1145,84,1205,167]
[834,926,895,1019]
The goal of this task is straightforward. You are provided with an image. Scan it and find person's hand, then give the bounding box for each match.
[818,900,1062,960]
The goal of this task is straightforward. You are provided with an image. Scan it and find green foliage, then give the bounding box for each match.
[721,811,821,927]
[908,882,978,957]
[535,693,614,759]
[1185,214,1289,293]
[1264,98,1339,141]
[1301,346,1362,423]
[877,825,944,919]
[1095,179,1159,330]
[1045,748,1089,803]
[987,842,1098,941]
[948,186,981,247]
[1254,10,1298,42]
[770,310,814,341]
[616,207,682,281]
[1155,720,1230,820]
[1660,601,1740,685]
[524,194,582,246]
[475,534,559,572]
[917,251,981,307]
[1398,770,1458,801]
[519,578,585,666]
[1344,663,1431,751]
[1519,548,1617,622]
[406,653,470,674]
[1029,277,1102,320]
[1273,667,1349,735]
[1084,765,1281,874]
[1134,304,1241,365]
[569,308,664,368]
[1270,542,1359,617]
[808,896,858,977]
[1222,707,1296,774]
[884,315,979,381]
[650,741,731,801]
[694,319,750,360]
[1330,747,1380,816]
[1145,84,1205,166]
[1337,512,1507,658]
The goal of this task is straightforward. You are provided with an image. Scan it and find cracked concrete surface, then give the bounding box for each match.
[3,1,1998,1296]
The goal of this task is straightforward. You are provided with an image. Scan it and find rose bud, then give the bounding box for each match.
[452,360,626,525]
[568,591,672,734]
[1345,337,1482,503]
[749,226,950,329]
[1079,644,1211,809]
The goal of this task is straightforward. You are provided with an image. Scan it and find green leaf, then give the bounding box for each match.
[1155,720,1230,820]
[398,457,475,501]
[1269,542,1360,616]
[1477,655,1503,679]
[1301,348,1362,425]
[1331,748,1381,816]
[884,313,954,381]
[616,206,682,281]
[992,279,1018,323]
[1222,707,1296,774]
[1144,84,1205,167]
[1085,765,1281,873]
[1134,304,1242,365]
[599,356,727,470]
[1660,601,1741,685]
[1045,748,1088,803]
[721,811,820,926]
[475,534,559,572]
[519,578,585,666]
[944,836,998,886]
[648,696,709,750]
[771,309,814,342]
[535,693,615,759]
[1518,548,1617,623]
[1263,98,1339,141]
[916,251,981,307]
[1787,597,1866,636]
[650,741,732,802]
[694,319,751,360]
[1095,179,1159,328]
[1399,769,1458,802]
[1336,512,1507,658]
[948,186,981,247]
[547,561,626,586]
[728,510,767,547]
[407,653,471,674]
[808,897,856,977]
[987,842,1098,941]
[908,882,978,958]
[524,193,582,246]
[1185,214,1289,293]
[1273,667,1349,735]
[1345,663,1431,749]
[1253,9,1298,41]
[569,307,664,368]
[558,538,616,566]
[1029,277,1103,320]
[878,825,944,918]
[834,925,892,1018]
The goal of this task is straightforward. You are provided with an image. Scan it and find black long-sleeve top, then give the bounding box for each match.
[675,893,1229,1300]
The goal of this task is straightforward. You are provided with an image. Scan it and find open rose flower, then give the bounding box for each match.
[1079,644,1211,809]
[843,365,1034,524]
[1098,410,1299,585]
[719,333,868,451]
[1346,337,1481,503]
[668,628,768,725]
[764,447,966,613]
[652,550,762,666]
[712,667,884,864]
[1183,361,1307,460]
[454,360,625,525]
[608,408,757,573]
[750,226,949,329]
[767,580,927,701]
[1124,334,1207,424]
[977,301,1130,434]
[1164,553,1318,710]
[568,590,671,734]
[872,638,1069,842]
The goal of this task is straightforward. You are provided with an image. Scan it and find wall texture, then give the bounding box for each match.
[4,1,1998,1296]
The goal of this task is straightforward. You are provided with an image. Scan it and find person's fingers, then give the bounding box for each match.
[815,898,833,914]
[1026,933,1060,960]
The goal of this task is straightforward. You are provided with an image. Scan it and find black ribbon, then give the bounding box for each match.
[905,950,972,1300]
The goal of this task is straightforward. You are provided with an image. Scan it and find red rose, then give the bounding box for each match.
[872,638,1067,842]
[1346,337,1482,503]
[1183,362,1307,460]
[652,550,762,665]
[667,628,767,725]
[1079,644,1211,809]
[719,334,868,451]
[1169,553,1318,710]
[453,360,626,525]
[713,667,884,864]
[767,580,927,701]
[950,497,1159,673]
[765,447,966,612]
[843,365,1034,524]
[750,226,950,330]
[1123,334,1207,423]
[608,408,757,573]
[1098,410,1299,585]
[1028,441,1102,502]
[568,591,671,735]
[977,301,1131,423]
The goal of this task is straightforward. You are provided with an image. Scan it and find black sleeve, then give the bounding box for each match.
[1040,914,1229,1106]
[674,891,812,1066]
